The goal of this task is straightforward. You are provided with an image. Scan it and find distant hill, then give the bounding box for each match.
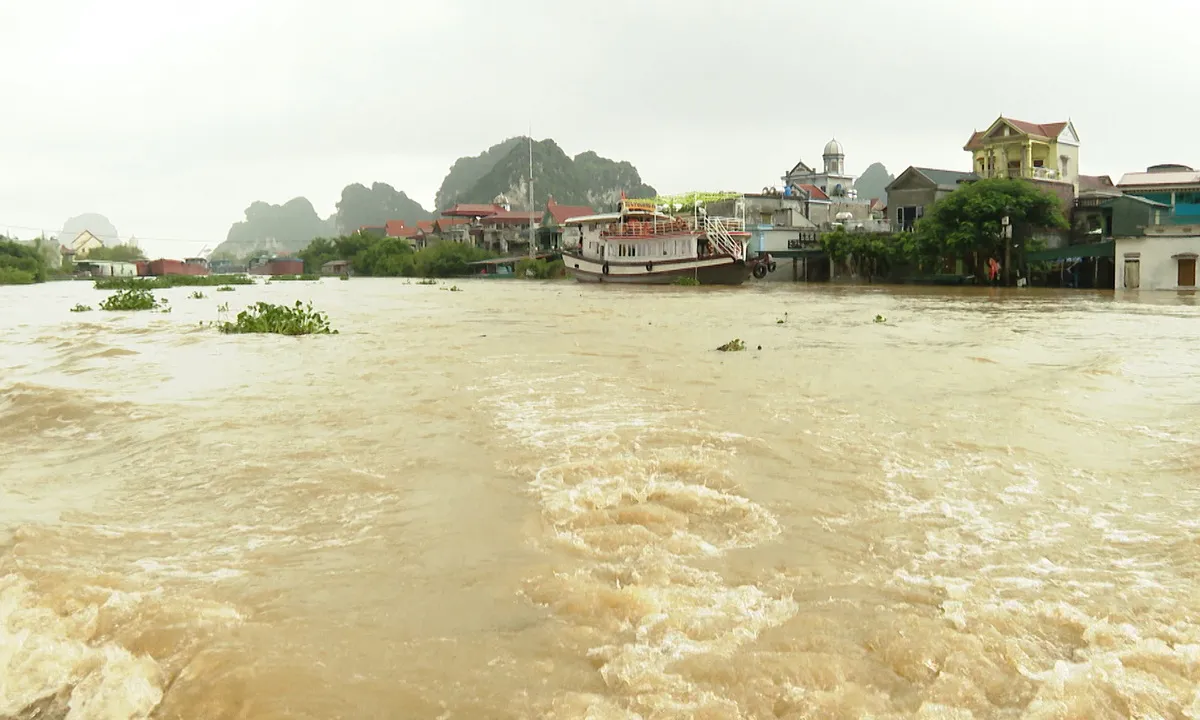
[214,139,655,258]
[434,138,526,211]
[444,138,655,211]
[855,163,894,205]
[58,213,119,246]
[212,197,333,259]
[334,182,432,235]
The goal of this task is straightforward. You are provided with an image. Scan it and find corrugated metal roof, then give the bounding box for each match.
[1118,170,1200,187]
[914,168,980,190]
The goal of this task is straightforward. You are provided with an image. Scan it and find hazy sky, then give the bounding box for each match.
[2,0,1196,258]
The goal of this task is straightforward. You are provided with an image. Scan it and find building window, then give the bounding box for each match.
[1060,156,1070,176]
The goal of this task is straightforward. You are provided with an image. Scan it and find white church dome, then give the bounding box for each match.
[823,138,844,156]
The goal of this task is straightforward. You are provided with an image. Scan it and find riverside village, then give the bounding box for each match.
[29,114,1200,291]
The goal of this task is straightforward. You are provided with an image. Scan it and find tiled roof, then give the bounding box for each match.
[1079,175,1114,191]
[546,200,594,225]
[391,225,421,238]
[384,220,407,237]
[416,220,435,233]
[442,203,503,218]
[965,118,1069,150]
[796,184,830,202]
[432,218,472,231]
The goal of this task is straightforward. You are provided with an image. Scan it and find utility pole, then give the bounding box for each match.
[1002,215,1012,286]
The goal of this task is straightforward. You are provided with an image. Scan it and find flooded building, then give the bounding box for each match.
[1115,222,1200,291]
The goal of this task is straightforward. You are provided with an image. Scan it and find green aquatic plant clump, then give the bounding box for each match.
[99,288,165,311]
[190,291,207,299]
[70,303,93,312]
[270,274,321,281]
[717,338,746,352]
[216,285,236,292]
[94,274,254,290]
[673,276,700,286]
[216,301,337,336]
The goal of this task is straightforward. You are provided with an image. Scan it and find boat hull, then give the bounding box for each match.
[562,252,751,285]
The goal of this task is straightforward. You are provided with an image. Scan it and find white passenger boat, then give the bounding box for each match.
[560,195,774,285]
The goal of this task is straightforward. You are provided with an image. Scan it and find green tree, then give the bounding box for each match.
[296,233,491,279]
[0,238,48,284]
[298,237,339,274]
[916,178,1068,265]
[85,244,146,262]
[820,229,914,283]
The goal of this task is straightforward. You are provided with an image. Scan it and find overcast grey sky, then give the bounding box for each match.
[2,0,1195,258]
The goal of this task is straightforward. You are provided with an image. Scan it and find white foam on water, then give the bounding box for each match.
[876,448,1200,716]
[0,575,164,720]
[479,371,796,717]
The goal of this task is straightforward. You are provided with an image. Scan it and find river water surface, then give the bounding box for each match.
[1,279,1199,719]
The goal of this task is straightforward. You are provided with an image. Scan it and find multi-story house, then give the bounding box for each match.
[964,116,1081,194]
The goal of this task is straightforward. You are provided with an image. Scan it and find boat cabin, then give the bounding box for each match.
[563,198,747,263]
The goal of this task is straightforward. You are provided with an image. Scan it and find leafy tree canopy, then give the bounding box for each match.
[916,178,1068,259]
[0,238,49,284]
[84,244,145,262]
[298,233,491,279]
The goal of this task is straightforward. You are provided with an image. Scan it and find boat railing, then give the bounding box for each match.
[704,216,746,260]
[600,215,747,239]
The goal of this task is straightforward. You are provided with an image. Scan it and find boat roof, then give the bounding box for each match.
[563,210,675,225]
[562,212,620,225]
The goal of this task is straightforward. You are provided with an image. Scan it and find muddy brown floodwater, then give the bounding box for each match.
[1,278,1199,719]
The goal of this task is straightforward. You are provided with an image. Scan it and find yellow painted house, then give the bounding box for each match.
[964,117,1080,192]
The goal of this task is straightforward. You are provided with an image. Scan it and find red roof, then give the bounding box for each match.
[546,199,594,225]
[416,220,435,233]
[384,220,407,237]
[965,118,1069,150]
[796,184,830,202]
[442,203,503,218]
[485,210,541,225]
[432,218,472,231]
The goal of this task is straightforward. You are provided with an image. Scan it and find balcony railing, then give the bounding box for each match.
[991,166,1063,181]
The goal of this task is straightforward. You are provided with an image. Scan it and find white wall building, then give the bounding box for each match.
[1114,223,1200,291]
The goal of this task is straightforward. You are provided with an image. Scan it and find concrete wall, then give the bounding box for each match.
[1111,198,1163,237]
[1115,231,1200,290]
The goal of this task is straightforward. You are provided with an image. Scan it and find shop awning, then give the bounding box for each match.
[1025,240,1114,263]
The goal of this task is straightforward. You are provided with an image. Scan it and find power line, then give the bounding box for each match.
[0,222,212,246]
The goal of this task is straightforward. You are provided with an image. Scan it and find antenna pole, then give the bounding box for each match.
[528,130,535,259]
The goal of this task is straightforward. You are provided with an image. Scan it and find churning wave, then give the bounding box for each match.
[478,371,796,717]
